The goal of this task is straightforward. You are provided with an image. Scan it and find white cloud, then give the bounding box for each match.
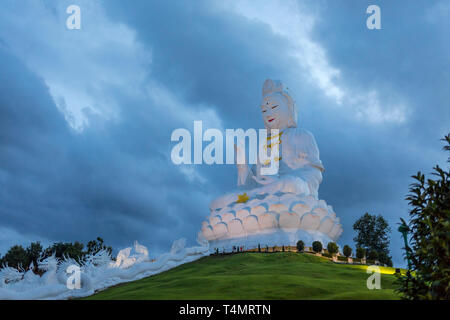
[216,0,408,124]
[145,81,224,131]
[352,90,407,124]
[0,0,151,131]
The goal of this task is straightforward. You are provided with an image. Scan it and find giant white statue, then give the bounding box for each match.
[199,79,343,249]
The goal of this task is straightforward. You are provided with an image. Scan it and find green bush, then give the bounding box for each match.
[312,241,323,253]
[296,240,305,252]
[343,245,352,258]
[356,247,366,259]
[397,134,450,300]
[327,242,339,255]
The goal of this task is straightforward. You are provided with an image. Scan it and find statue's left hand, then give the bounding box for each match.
[252,174,278,185]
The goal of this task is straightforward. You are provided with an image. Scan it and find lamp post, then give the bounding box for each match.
[398,218,411,270]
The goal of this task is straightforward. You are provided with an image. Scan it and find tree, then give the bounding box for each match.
[258,244,261,252]
[367,249,379,261]
[353,212,392,265]
[43,241,84,264]
[343,245,352,258]
[2,245,29,269]
[378,251,393,267]
[0,237,116,272]
[26,242,43,271]
[312,241,322,253]
[86,237,112,256]
[397,134,450,300]
[356,247,366,259]
[327,242,339,255]
[296,240,305,252]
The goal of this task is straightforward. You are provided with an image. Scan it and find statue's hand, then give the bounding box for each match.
[234,143,246,166]
[235,143,252,186]
[252,174,278,185]
[237,164,251,186]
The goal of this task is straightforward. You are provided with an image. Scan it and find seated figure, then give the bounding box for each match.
[200,79,342,247]
[212,79,323,208]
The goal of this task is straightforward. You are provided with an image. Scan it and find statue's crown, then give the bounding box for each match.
[262,79,285,97]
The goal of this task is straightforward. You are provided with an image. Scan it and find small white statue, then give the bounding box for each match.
[199,79,342,248]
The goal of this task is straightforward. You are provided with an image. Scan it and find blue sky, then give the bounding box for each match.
[0,0,448,267]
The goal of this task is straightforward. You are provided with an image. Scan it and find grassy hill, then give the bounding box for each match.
[84,252,402,300]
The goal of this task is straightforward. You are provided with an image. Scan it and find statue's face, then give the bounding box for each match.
[260,94,291,130]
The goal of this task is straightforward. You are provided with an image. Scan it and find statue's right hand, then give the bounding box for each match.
[234,143,246,166]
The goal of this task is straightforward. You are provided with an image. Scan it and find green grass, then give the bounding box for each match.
[83,252,402,300]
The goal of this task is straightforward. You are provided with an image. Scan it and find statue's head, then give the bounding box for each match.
[260,79,297,130]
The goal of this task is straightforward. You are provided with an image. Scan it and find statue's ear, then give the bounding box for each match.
[288,117,297,128]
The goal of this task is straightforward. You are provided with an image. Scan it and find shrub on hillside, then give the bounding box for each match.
[296,240,305,252]
[327,242,339,255]
[343,245,352,258]
[312,241,323,253]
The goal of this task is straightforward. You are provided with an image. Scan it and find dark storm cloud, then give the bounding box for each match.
[0,44,211,254]
[308,0,450,140]
[105,0,297,128]
[0,0,448,267]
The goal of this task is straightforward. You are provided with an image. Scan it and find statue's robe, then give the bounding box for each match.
[238,127,324,198]
[211,127,325,211]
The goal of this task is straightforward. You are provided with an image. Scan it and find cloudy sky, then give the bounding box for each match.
[0,0,448,267]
